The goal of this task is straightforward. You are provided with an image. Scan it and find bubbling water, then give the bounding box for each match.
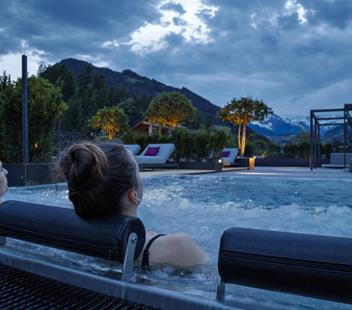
[3,175,352,309]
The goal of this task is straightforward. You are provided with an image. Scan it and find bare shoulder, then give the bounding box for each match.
[150,232,207,267]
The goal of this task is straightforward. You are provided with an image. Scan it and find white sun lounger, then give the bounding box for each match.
[124,144,141,155]
[135,143,176,167]
[321,153,352,168]
[221,148,238,167]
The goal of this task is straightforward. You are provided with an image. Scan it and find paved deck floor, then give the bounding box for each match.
[225,166,352,180]
[140,166,352,180]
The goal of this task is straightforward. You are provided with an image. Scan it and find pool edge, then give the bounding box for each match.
[0,248,235,310]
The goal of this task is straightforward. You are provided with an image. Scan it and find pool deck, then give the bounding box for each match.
[224,166,352,179]
[140,166,352,180]
[139,167,245,177]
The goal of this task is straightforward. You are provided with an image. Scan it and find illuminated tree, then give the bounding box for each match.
[88,106,128,140]
[146,92,195,133]
[219,97,272,156]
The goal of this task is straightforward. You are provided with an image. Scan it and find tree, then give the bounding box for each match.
[219,97,272,156]
[109,85,128,106]
[0,74,67,162]
[146,92,195,133]
[39,63,76,102]
[63,94,84,131]
[88,106,129,140]
[92,74,109,110]
[183,109,205,129]
[118,98,137,116]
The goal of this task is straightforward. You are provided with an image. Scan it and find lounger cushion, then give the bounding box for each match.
[0,200,146,263]
[221,151,230,158]
[145,146,160,156]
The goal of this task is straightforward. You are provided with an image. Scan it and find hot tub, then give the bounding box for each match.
[2,174,352,309]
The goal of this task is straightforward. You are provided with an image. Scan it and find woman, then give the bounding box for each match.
[59,142,206,268]
[0,161,8,203]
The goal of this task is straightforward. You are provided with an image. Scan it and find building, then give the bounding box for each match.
[130,119,171,136]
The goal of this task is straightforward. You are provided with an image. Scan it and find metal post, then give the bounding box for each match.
[22,55,29,163]
[344,109,347,168]
[310,111,313,170]
[317,124,321,167]
[314,120,318,168]
[122,233,137,281]
[216,279,225,301]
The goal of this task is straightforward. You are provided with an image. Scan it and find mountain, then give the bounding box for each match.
[285,117,335,136]
[249,114,306,143]
[59,58,221,125]
[51,58,312,143]
[285,117,310,132]
[322,125,352,143]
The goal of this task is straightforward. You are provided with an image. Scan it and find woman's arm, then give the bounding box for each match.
[149,232,207,268]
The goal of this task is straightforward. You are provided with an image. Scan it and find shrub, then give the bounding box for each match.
[122,127,230,161]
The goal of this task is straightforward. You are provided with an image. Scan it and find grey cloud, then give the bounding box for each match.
[301,0,352,29]
[159,3,185,15]
[0,0,159,59]
[1,0,351,116]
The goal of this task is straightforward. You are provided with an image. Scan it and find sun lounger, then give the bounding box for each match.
[217,227,352,304]
[322,152,352,168]
[221,148,238,167]
[134,143,177,169]
[124,144,141,155]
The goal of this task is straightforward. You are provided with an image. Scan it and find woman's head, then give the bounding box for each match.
[59,142,142,218]
[0,161,8,200]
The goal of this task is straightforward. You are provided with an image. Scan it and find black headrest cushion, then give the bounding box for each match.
[0,200,146,263]
[218,227,352,303]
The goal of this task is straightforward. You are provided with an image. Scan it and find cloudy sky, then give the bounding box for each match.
[0,0,351,117]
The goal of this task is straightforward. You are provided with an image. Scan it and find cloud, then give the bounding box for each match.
[0,40,47,78]
[124,0,219,54]
[284,0,312,24]
[290,78,352,112]
[0,0,158,59]
[0,0,351,116]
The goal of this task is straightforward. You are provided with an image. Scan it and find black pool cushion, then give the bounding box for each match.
[218,227,352,303]
[0,200,145,262]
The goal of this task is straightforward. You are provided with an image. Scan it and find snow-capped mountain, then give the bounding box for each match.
[285,116,338,136]
[249,114,306,142]
[249,114,340,143]
[285,117,310,132]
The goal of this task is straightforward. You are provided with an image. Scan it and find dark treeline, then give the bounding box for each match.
[0,72,66,162]
[39,64,152,133]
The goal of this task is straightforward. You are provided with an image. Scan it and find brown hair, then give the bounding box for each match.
[59,142,137,218]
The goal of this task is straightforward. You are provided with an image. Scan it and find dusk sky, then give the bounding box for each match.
[0,0,351,117]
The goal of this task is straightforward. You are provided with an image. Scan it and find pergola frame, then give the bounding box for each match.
[310,104,352,170]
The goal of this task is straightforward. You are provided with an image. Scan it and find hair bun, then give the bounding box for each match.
[65,143,108,189]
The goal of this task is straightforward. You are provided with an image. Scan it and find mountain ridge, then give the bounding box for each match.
[57,58,313,141]
[59,58,221,125]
